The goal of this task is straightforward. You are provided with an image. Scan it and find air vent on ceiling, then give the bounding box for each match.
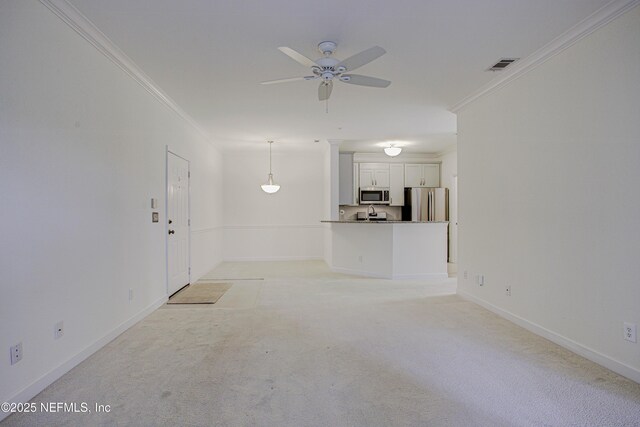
[487,58,519,71]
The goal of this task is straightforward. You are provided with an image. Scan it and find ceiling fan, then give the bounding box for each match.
[261,41,391,101]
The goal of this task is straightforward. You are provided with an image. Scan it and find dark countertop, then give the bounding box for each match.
[321,220,449,224]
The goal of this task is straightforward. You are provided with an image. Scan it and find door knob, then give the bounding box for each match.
[168,230,175,235]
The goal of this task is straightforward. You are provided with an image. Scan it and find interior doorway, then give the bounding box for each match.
[167,150,191,295]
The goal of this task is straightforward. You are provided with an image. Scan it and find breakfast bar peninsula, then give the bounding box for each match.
[321,220,448,280]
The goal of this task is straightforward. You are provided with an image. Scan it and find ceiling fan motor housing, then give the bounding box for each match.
[318,41,337,55]
[316,57,339,68]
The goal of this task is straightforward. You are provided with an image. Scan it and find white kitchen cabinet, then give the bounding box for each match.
[359,163,389,188]
[389,164,404,206]
[353,163,359,204]
[374,169,390,187]
[404,163,440,187]
[404,164,423,187]
[423,164,440,187]
[339,153,358,205]
[359,169,374,188]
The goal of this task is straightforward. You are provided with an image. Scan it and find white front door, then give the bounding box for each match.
[167,151,190,295]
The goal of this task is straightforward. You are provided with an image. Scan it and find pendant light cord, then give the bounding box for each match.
[269,141,273,174]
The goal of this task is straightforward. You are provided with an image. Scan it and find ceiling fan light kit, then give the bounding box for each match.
[261,141,280,194]
[261,41,391,102]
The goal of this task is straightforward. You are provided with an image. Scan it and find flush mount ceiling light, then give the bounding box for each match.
[261,141,280,194]
[384,143,402,157]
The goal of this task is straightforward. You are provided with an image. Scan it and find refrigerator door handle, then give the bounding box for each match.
[430,190,435,221]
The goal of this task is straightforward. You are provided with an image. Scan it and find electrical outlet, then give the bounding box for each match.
[129,289,134,302]
[463,270,468,280]
[505,285,511,296]
[623,322,637,343]
[477,275,484,286]
[54,321,64,339]
[10,343,23,365]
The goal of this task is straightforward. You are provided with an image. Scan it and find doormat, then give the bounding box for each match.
[167,282,232,304]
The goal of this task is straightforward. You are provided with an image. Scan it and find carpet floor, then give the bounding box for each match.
[3,261,640,426]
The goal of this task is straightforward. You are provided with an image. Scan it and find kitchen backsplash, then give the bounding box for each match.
[339,205,402,221]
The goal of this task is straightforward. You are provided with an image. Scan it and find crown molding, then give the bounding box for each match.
[434,145,457,158]
[39,0,211,143]
[449,0,640,113]
[353,152,442,163]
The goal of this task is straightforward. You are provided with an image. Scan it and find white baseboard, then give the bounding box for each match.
[330,267,390,278]
[1,296,167,421]
[222,256,323,262]
[331,267,449,280]
[458,290,640,384]
[392,273,449,280]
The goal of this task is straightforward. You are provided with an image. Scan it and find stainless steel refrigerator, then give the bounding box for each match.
[402,188,449,222]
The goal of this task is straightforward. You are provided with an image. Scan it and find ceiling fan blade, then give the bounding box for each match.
[261,76,317,85]
[340,74,391,88]
[335,46,386,72]
[278,47,318,68]
[318,81,333,101]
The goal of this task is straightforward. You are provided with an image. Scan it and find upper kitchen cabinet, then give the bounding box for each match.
[389,164,404,206]
[339,153,358,205]
[404,163,440,187]
[359,163,389,188]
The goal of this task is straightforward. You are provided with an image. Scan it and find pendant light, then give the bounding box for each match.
[384,143,402,157]
[261,141,280,194]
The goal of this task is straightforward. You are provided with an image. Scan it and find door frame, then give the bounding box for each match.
[166,147,191,296]
[450,174,458,263]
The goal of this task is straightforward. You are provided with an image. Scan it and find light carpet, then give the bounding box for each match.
[3,261,640,427]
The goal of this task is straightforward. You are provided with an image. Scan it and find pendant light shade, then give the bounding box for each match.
[384,144,402,157]
[261,141,280,194]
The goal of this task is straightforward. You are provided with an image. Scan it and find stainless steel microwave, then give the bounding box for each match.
[359,188,390,205]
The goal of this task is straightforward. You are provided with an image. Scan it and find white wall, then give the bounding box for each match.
[438,149,457,193]
[0,1,223,408]
[323,143,335,265]
[222,147,325,261]
[457,7,640,381]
